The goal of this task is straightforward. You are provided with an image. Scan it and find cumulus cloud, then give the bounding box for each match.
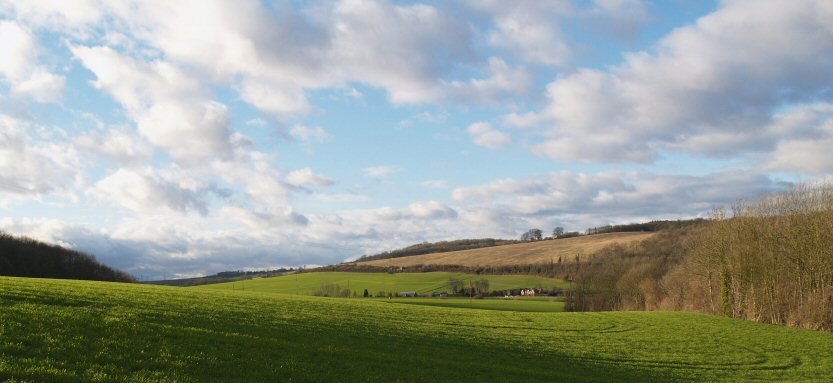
[286,168,335,188]
[409,201,457,220]
[91,167,210,215]
[446,57,534,104]
[0,114,80,200]
[312,193,371,202]
[0,115,58,195]
[74,127,152,165]
[0,20,64,101]
[475,1,572,66]
[329,0,474,104]
[762,103,833,174]
[289,125,332,144]
[468,122,511,149]
[452,170,784,224]
[0,0,105,32]
[2,0,549,117]
[70,45,235,166]
[210,153,295,208]
[519,0,833,165]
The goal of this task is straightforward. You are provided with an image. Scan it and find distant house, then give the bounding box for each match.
[398,291,417,297]
[520,289,536,297]
[431,291,447,297]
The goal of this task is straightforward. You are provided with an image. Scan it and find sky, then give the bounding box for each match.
[1,0,832,279]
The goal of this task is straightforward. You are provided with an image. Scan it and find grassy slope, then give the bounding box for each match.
[3,277,833,382]
[357,232,655,267]
[194,271,570,295]
[380,297,566,312]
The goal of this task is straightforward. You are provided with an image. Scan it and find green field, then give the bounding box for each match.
[2,277,833,382]
[380,297,565,312]
[195,271,569,295]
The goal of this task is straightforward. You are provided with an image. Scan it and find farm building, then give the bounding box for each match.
[520,289,536,296]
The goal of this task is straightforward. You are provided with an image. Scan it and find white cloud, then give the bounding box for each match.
[409,201,457,220]
[3,0,547,115]
[289,125,332,144]
[70,45,235,165]
[286,168,335,188]
[90,167,209,215]
[762,103,833,174]
[452,170,783,221]
[329,0,474,104]
[74,127,152,165]
[312,193,371,202]
[219,205,308,230]
[0,20,65,101]
[0,0,105,32]
[519,0,833,164]
[468,122,511,149]
[245,118,267,127]
[362,165,401,178]
[0,114,79,199]
[476,1,572,66]
[446,57,534,105]
[0,115,57,195]
[210,153,294,209]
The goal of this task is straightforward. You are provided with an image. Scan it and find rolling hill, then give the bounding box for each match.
[194,271,570,296]
[2,276,832,382]
[0,231,134,282]
[357,232,655,267]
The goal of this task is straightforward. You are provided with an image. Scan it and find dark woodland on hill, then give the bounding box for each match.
[0,232,134,283]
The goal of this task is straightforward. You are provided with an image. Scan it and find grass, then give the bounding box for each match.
[380,297,566,312]
[194,271,570,295]
[3,277,833,382]
[357,232,655,267]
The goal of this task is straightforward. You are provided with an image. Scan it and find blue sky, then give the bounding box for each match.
[1,0,832,279]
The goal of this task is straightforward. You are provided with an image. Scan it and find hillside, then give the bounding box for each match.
[194,271,570,296]
[565,184,833,331]
[0,231,134,282]
[145,268,295,287]
[2,276,832,382]
[357,232,655,267]
[357,238,519,262]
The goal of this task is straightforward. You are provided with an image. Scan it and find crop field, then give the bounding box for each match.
[194,271,569,295]
[380,297,565,312]
[2,277,833,382]
[357,232,655,267]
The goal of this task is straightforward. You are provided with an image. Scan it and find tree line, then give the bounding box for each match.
[566,183,833,331]
[356,238,519,262]
[520,220,702,241]
[0,231,134,282]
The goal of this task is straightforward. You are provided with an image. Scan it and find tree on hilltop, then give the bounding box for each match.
[520,229,543,241]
